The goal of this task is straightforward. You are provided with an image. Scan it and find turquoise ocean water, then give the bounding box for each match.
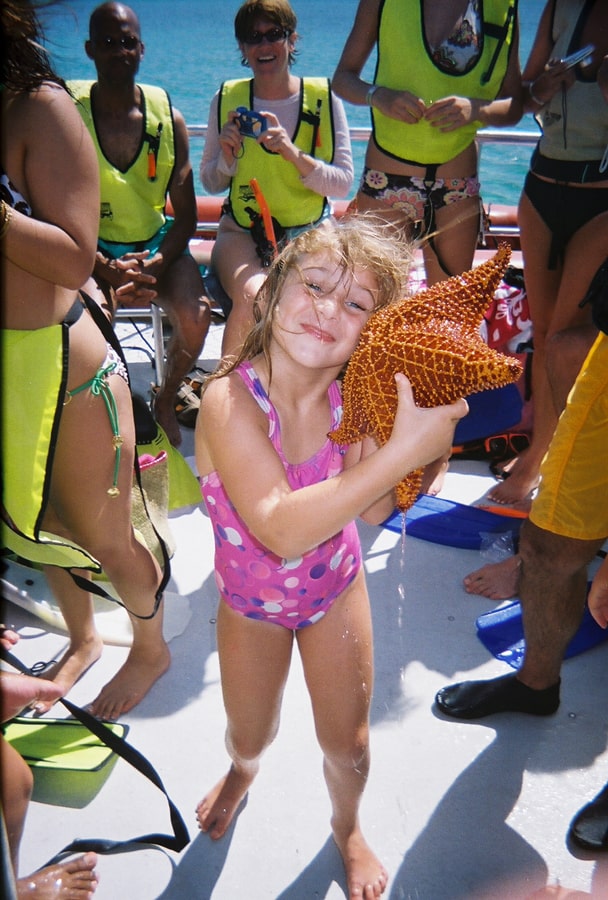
[42,0,545,206]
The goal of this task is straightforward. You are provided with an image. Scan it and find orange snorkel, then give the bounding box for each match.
[250,178,278,259]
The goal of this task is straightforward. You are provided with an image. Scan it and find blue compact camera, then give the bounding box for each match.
[235,107,268,138]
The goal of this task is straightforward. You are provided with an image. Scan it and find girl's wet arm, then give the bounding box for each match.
[344,437,396,525]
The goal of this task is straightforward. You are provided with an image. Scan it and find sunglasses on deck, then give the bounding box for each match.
[450,432,530,462]
[243,27,290,45]
[97,35,141,50]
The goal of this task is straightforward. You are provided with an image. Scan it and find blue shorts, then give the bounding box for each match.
[97,219,192,261]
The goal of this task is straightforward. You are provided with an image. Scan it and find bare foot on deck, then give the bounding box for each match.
[196,764,257,839]
[88,641,170,720]
[17,852,98,898]
[487,453,539,506]
[463,555,521,600]
[33,635,104,714]
[333,828,388,899]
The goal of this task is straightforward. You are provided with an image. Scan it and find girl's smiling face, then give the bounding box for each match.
[272,251,378,370]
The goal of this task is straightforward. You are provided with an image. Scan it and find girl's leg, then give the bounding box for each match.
[196,600,294,839]
[423,194,480,285]
[42,316,169,718]
[34,567,103,713]
[211,225,266,358]
[487,193,560,503]
[488,202,606,505]
[297,570,387,900]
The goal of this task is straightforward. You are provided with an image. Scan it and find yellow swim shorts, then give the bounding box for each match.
[530,332,608,540]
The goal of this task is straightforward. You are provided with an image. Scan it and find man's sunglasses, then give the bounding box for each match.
[243,27,290,45]
[97,35,141,50]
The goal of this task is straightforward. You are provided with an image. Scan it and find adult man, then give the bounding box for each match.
[72,2,211,446]
[435,314,608,854]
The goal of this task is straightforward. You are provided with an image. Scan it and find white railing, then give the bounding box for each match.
[188,123,538,147]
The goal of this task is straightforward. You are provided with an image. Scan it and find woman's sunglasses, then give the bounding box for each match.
[243,27,289,45]
[451,432,530,462]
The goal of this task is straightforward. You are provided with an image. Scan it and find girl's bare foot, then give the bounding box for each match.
[88,641,170,720]
[33,636,104,714]
[333,828,388,899]
[196,764,257,840]
[17,852,98,898]
[463,555,522,600]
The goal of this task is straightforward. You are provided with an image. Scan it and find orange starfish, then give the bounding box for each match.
[330,244,523,511]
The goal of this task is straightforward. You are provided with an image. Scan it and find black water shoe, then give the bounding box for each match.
[568,782,608,853]
[435,673,561,719]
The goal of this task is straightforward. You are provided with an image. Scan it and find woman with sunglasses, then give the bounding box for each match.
[200,0,354,358]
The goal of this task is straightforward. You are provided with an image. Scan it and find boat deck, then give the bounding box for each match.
[3,310,608,900]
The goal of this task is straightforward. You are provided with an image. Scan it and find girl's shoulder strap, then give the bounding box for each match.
[328,379,344,430]
[236,361,273,413]
[235,361,281,447]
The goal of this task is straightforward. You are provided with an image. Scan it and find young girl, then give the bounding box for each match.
[194,216,467,900]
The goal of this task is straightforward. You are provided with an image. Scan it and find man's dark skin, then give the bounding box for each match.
[85,2,210,445]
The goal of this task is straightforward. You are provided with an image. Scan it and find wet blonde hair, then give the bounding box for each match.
[206,213,414,388]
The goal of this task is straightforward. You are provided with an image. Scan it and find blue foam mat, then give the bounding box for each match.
[454,383,523,445]
[383,494,524,550]
[476,593,608,669]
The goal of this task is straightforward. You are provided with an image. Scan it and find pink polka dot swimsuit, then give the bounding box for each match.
[200,362,362,629]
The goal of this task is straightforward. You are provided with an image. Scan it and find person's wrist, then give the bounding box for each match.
[366,84,379,107]
[528,81,546,107]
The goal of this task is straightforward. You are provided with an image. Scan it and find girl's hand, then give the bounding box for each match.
[390,373,468,473]
[372,87,426,124]
[424,96,475,131]
[589,555,608,629]
[219,111,244,163]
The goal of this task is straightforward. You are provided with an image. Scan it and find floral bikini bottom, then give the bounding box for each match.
[359,166,481,227]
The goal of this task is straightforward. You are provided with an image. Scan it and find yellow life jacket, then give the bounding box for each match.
[219,77,335,229]
[373,0,518,164]
[70,80,175,243]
